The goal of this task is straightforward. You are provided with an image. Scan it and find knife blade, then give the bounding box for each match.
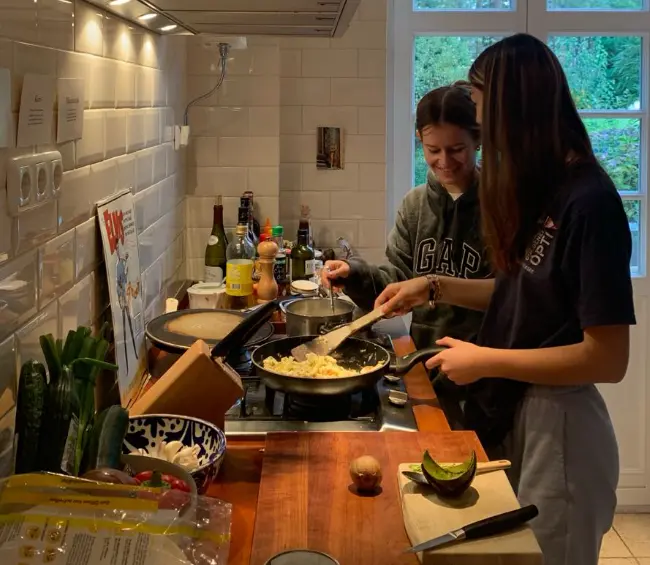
[404,504,539,554]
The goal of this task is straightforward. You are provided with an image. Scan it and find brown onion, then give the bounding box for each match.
[349,455,382,492]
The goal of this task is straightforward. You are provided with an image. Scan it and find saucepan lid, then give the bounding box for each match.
[145,308,274,354]
[263,550,340,565]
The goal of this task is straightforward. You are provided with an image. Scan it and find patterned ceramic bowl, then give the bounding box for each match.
[123,414,227,495]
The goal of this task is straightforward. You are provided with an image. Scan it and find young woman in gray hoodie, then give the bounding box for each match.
[321,82,492,427]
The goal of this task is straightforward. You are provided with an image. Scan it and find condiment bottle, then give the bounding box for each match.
[224,206,256,310]
[257,237,279,304]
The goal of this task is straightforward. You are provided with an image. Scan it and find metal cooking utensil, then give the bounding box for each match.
[404,505,539,553]
[402,460,512,487]
[291,306,386,361]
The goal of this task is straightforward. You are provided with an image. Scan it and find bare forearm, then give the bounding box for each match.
[438,277,495,311]
[484,340,628,385]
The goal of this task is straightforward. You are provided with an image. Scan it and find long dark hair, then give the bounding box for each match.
[469,33,597,273]
[415,81,480,142]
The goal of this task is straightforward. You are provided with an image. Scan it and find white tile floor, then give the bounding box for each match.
[600,514,650,565]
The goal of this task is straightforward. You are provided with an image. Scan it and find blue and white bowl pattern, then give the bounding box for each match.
[123,414,226,494]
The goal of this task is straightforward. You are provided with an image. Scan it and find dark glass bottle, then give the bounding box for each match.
[291,229,315,282]
[204,196,228,284]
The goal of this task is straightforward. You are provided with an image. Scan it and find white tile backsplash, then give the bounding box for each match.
[76,110,105,166]
[0,251,38,343]
[135,148,154,193]
[105,109,127,158]
[75,217,100,281]
[59,165,93,236]
[13,202,58,255]
[0,336,17,419]
[153,145,167,184]
[38,229,75,308]
[116,62,136,108]
[15,300,58,369]
[126,109,146,153]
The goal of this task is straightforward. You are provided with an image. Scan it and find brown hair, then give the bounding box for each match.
[469,33,597,273]
[415,81,480,142]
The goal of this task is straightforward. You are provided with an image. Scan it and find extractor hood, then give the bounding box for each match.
[86,0,361,37]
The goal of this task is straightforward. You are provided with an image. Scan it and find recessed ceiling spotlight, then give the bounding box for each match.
[159,24,177,31]
[109,0,130,6]
[138,12,157,20]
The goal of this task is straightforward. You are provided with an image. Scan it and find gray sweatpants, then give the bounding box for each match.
[487,384,619,565]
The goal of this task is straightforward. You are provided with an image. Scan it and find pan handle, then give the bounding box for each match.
[210,299,280,358]
[390,346,447,375]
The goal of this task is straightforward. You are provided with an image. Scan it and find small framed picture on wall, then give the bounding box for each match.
[317,126,344,170]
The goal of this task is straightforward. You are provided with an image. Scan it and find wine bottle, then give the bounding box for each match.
[225,206,256,310]
[204,196,228,284]
[242,191,261,238]
[291,229,315,282]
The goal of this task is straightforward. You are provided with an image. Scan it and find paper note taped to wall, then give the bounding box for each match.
[0,68,11,148]
[57,78,85,143]
[17,73,55,147]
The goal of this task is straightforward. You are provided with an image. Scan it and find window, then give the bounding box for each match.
[389,0,650,275]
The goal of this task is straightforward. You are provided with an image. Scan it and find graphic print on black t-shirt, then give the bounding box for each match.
[522,217,558,274]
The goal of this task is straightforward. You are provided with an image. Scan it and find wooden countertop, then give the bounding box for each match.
[207,330,478,565]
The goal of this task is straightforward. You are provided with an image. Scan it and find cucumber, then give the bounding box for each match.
[38,365,77,473]
[82,405,129,473]
[15,361,47,474]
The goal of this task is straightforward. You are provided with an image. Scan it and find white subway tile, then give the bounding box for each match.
[0,188,12,265]
[280,135,314,164]
[166,144,177,178]
[88,58,115,109]
[312,219,358,247]
[188,106,249,138]
[15,301,58,369]
[0,252,38,343]
[39,229,76,310]
[138,32,161,69]
[249,107,279,137]
[280,164,302,191]
[160,176,180,217]
[280,191,330,221]
[103,16,136,63]
[281,106,302,135]
[186,258,204,281]
[74,1,104,56]
[116,154,136,192]
[153,144,167,184]
[126,109,146,153]
[254,196,279,226]
[302,163,360,192]
[105,108,127,158]
[247,167,279,197]
[13,202,57,255]
[161,109,175,144]
[115,62,136,108]
[185,228,211,259]
[186,75,220,107]
[135,148,154,193]
[359,163,386,191]
[358,219,387,248]
[76,110,105,166]
[279,37,330,50]
[280,78,330,106]
[134,183,161,234]
[89,158,118,206]
[358,107,386,135]
[187,167,247,197]
[345,135,386,163]
[280,49,301,78]
[152,69,166,107]
[58,141,75,171]
[218,76,280,107]
[0,7,38,47]
[58,166,92,232]
[331,78,385,107]
[302,49,358,78]
[0,336,16,419]
[359,50,386,78]
[331,21,387,50]
[136,66,154,108]
[144,108,160,147]
[59,272,93,335]
[142,259,162,309]
[228,46,280,77]
[302,106,358,134]
[186,197,215,229]
[330,190,386,220]
[188,137,218,168]
[218,137,279,167]
[75,217,100,281]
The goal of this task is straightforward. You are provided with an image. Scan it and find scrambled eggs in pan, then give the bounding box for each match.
[262,353,382,378]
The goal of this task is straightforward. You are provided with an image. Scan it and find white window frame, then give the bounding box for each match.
[388,0,650,278]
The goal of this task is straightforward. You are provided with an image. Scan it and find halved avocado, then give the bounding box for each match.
[421,450,477,498]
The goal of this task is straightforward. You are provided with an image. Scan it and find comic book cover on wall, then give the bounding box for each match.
[96,189,147,405]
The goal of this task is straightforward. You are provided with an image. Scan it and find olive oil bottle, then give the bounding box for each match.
[291,229,315,282]
[225,207,256,310]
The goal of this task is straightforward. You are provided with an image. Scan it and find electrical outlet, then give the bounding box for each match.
[6,150,63,217]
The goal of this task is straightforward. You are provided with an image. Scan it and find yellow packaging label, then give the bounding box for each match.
[226,259,253,297]
[0,490,158,512]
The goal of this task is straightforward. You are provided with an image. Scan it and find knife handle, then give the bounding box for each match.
[463,505,539,540]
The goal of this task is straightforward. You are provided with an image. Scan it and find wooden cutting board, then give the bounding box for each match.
[249,431,487,565]
[397,464,542,564]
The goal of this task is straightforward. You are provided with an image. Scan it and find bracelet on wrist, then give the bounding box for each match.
[425,274,442,308]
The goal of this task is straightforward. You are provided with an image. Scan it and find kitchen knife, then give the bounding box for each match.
[404,504,539,554]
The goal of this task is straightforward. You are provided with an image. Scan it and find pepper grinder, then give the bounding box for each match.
[257,238,279,303]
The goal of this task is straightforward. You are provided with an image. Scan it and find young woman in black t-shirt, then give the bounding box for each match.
[376,33,635,565]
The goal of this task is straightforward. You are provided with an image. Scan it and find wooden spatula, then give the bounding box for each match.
[291,307,386,361]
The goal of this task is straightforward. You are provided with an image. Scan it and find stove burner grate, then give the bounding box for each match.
[283,393,352,421]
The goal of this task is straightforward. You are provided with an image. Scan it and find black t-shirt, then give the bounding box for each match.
[465,162,636,447]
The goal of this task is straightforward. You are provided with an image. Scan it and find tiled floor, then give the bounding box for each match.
[599,514,650,565]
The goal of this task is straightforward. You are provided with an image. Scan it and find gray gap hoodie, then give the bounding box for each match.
[340,170,492,349]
